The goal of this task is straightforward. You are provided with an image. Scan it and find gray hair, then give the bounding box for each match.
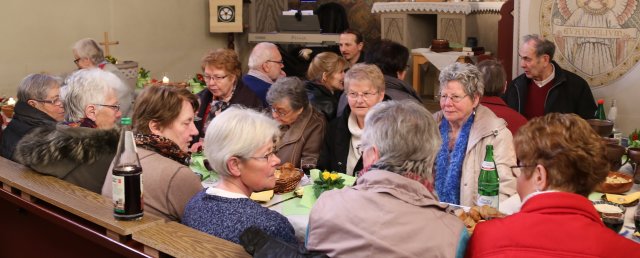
[266,77,309,111]
[247,42,278,70]
[477,59,506,97]
[439,62,484,98]
[63,69,123,122]
[73,38,105,65]
[204,106,280,177]
[362,100,441,180]
[17,74,62,101]
[522,34,555,60]
[344,63,385,93]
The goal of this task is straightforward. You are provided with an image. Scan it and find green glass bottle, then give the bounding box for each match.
[595,99,606,120]
[477,145,499,209]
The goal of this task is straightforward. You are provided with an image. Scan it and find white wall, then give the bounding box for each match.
[0,0,228,96]
[516,0,639,136]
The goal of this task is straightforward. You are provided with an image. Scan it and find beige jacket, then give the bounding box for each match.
[435,105,518,207]
[307,170,467,257]
[275,106,326,167]
[102,148,203,222]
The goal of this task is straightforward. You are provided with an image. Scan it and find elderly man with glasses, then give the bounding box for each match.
[242,42,286,104]
[15,69,124,193]
[1,74,65,161]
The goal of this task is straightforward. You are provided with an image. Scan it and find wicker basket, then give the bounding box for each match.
[274,167,303,194]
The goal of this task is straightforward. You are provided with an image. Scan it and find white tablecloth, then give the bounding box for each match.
[412,48,474,70]
[371,2,504,14]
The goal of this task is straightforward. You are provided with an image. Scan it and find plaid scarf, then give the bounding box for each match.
[62,118,98,128]
[135,134,190,165]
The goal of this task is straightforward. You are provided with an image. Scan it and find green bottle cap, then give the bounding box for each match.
[120,117,132,125]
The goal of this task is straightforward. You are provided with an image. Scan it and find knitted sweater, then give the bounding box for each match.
[182,190,297,245]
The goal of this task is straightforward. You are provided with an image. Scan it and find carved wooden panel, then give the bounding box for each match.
[439,15,464,45]
[250,0,288,33]
[384,17,404,43]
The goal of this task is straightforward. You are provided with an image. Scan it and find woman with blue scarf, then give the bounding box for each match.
[433,63,517,207]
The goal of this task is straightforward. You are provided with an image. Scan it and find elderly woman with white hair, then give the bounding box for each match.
[307,101,469,257]
[182,107,297,245]
[433,62,517,207]
[266,77,326,168]
[15,69,123,193]
[72,38,134,116]
[1,74,65,161]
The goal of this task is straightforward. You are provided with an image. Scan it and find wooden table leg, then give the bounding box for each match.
[412,53,429,95]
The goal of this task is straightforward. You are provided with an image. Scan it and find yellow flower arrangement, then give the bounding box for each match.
[313,170,345,197]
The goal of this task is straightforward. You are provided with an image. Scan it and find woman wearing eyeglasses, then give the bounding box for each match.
[1,74,64,161]
[194,48,264,142]
[318,63,386,176]
[183,106,297,245]
[16,69,124,193]
[72,38,134,117]
[101,86,203,222]
[266,77,326,168]
[466,113,640,257]
[433,62,517,207]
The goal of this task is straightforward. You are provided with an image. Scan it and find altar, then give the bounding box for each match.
[373,1,505,97]
[372,2,504,52]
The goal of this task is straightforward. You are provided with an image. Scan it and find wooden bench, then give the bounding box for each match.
[0,157,163,242]
[0,157,250,257]
[134,222,250,258]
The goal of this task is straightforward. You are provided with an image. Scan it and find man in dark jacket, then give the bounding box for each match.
[503,34,596,120]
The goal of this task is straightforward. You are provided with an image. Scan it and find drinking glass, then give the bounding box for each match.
[300,157,317,175]
[602,213,624,233]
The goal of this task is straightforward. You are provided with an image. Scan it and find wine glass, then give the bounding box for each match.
[300,157,317,175]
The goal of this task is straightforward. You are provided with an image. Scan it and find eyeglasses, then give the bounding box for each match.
[94,103,121,111]
[246,149,277,162]
[436,94,468,103]
[33,98,63,106]
[203,74,229,82]
[270,107,291,117]
[510,163,536,170]
[266,60,284,65]
[356,144,369,156]
[73,58,81,65]
[347,91,379,100]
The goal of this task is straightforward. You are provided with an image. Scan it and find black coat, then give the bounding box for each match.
[305,80,341,121]
[317,107,363,174]
[502,61,596,120]
[1,101,57,161]
[194,80,264,140]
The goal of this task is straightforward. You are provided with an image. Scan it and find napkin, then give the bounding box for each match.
[299,169,357,208]
[605,191,640,205]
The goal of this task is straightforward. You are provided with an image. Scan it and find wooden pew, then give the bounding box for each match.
[0,157,250,257]
[134,222,250,258]
[0,157,163,243]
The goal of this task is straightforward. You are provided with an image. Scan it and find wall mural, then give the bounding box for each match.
[541,0,640,87]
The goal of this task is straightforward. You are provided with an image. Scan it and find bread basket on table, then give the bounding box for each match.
[274,162,303,194]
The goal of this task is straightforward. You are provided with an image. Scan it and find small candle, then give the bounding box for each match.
[7,97,16,106]
[162,76,170,84]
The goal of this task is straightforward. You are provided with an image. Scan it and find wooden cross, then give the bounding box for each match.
[99,32,119,56]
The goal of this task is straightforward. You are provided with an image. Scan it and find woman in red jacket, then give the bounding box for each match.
[466,113,640,257]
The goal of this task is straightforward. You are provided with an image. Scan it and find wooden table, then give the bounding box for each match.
[412,51,479,97]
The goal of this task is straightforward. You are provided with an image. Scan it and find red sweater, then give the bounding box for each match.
[524,80,553,119]
[480,97,528,135]
[465,192,640,258]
